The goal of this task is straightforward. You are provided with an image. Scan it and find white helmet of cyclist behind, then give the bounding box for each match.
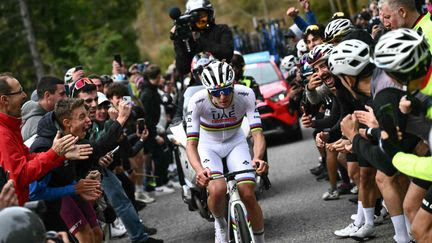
[191,52,215,83]
[296,39,308,58]
[280,55,298,79]
[373,28,430,74]
[201,60,235,91]
[307,43,334,66]
[373,28,431,92]
[324,18,353,43]
[328,39,371,76]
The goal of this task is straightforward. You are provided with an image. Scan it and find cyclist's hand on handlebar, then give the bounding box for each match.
[253,159,269,175]
[196,168,211,188]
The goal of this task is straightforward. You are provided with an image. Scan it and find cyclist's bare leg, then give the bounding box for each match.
[359,167,377,225]
[207,179,227,217]
[404,182,426,223]
[412,208,432,243]
[326,148,338,190]
[376,172,410,241]
[238,183,264,231]
[375,172,404,216]
[347,161,360,186]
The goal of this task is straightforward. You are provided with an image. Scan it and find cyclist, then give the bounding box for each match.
[186,60,268,243]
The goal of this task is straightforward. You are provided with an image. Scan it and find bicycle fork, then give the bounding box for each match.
[227,180,255,243]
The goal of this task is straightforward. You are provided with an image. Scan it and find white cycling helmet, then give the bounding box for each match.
[373,28,430,74]
[328,39,371,76]
[296,39,307,58]
[307,43,334,66]
[191,52,215,82]
[64,67,76,84]
[324,18,353,42]
[201,60,235,90]
[280,55,298,73]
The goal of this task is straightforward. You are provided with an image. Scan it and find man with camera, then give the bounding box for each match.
[170,0,234,76]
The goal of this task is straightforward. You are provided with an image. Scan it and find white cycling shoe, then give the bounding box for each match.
[215,226,228,243]
[334,223,360,238]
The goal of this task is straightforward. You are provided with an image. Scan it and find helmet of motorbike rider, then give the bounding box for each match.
[373,28,432,93]
[0,206,46,243]
[191,52,215,84]
[201,60,235,107]
[185,0,215,30]
[328,39,373,95]
[324,18,353,44]
[230,51,247,81]
[307,43,335,87]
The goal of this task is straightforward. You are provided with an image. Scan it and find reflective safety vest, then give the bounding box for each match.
[420,65,432,118]
[414,12,432,53]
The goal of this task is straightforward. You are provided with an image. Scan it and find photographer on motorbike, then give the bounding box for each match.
[170,0,234,76]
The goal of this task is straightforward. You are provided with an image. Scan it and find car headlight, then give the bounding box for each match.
[269,91,288,102]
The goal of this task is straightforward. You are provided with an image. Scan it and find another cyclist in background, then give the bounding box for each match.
[186,61,268,243]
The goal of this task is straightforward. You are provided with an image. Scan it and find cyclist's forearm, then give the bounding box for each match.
[252,131,266,160]
[186,140,204,172]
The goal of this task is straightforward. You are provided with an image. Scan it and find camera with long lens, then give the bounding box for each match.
[169,7,198,52]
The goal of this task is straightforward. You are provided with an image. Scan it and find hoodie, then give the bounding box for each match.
[30,112,99,187]
[21,100,47,141]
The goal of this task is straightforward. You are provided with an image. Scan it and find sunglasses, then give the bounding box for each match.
[71,77,94,97]
[1,87,24,96]
[209,86,233,97]
[305,25,319,32]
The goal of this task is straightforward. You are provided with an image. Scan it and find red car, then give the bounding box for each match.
[243,52,301,139]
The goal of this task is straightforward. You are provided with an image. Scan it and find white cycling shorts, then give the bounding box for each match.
[198,135,256,185]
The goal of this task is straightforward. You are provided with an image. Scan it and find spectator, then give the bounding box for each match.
[286,0,318,32]
[100,74,113,94]
[72,78,162,242]
[89,74,104,93]
[0,73,92,205]
[303,24,325,51]
[30,98,103,242]
[21,76,66,142]
[171,0,234,76]
[378,0,432,51]
[95,92,110,123]
[140,65,174,195]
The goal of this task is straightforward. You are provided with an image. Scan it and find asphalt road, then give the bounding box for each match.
[114,128,395,243]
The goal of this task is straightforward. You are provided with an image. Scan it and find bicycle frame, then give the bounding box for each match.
[211,169,256,243]
[227,179,255,243]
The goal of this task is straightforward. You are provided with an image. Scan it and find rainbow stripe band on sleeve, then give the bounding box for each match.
[187,132,199,140]
[250,123,263,133]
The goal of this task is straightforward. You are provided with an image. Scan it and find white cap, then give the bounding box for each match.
[97,92,110,106]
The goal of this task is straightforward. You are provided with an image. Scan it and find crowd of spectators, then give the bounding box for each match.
[2,0,432,242]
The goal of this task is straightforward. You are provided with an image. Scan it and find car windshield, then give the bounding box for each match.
[244,62,280,85]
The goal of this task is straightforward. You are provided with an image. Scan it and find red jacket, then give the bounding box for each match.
[0,112,65,205]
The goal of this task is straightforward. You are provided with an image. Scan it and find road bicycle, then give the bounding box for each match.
[210,169,260,243]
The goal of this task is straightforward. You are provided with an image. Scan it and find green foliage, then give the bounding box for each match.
[0,0,141,92]
[0,0,371,93]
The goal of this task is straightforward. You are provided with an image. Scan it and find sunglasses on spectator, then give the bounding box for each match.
[305,25,319,32]
[1,87,24,96]
[209,86,233,97]
[71,77,94,97]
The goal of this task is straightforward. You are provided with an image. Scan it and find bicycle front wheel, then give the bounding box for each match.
[233,204,253,243]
